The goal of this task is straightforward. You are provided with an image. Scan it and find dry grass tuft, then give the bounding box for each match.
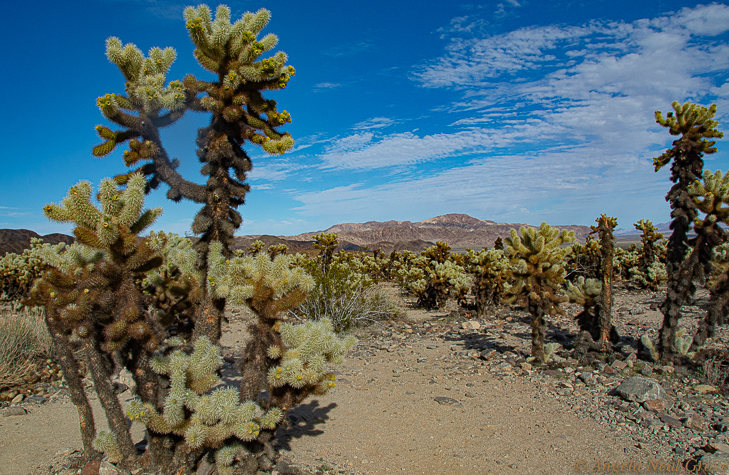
[0,304,53,391]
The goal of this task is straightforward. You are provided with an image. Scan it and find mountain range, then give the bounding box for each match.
[2,214,661,257]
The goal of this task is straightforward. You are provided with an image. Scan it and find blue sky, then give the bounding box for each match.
[2,0,728,237]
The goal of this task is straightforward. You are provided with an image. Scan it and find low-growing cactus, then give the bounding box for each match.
[629,220,666,290]
[401,253,471,310]
[505,223,575,363]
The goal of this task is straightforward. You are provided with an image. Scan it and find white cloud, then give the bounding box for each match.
[312,82,343,92]
[352,117,400,130]
[249,158,302,183]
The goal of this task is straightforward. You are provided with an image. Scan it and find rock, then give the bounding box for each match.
[659,414,682,429]
[615,377,667,403]
[465,392,476,398]
[611,360,627,370]
[462,321,481,331]
[81,461,101,475]
[625,353,638,363]
[697,452,729,475]
[697,384,718,394]
[3,407,27,417]
[579,372,594,382]
[718,419,729,432]
[25,395,49,404]
[11,394,23,404]
[520,363,532,371]
[707,443,729,455]
[434,397,463,407]
[685,414,707,431]
[643,399,668,413]
[54,447,78,458]
[480,349,498,360]
[99,460,132,475]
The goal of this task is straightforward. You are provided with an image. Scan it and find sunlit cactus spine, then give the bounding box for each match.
[654,101,724,361]
[403,250,471,310]
[505,223,575,363]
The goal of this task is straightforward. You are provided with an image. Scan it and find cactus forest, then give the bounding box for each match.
[0,3,728,475]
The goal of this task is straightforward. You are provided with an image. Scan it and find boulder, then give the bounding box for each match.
[615,377,667,403]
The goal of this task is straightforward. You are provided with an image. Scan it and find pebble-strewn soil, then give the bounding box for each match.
[3,282,729,475]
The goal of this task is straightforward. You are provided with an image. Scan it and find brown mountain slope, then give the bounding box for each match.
[0,229,75,257]
[285,214,592,251]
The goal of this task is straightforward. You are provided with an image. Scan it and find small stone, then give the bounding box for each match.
[696,384,718,394]
[434,397,463,407]
[54,447,77,458]
[520,363,532,371]
[612,360,627,370]
[465,392,476,398]
[3,407,27,417]
[81,461,101,475]
[643,399,667,413]
[426,345,437,349]
[660,414,683,429]
[684,414,706,431]
[462,320,481,331]
[625,353,638,363]
[717,419,729,432]
[661,365,676,374]
[603,365,616,374]
[11,394,23,404]
[579,372,594,382]
[707,442,729,455]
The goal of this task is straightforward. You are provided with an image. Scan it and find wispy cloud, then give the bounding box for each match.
[352,117,401,130]
[322,41,374,57]
[312,82,343,92]
[249,158,302,183]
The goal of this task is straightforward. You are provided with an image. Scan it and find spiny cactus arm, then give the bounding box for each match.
[654,102,723,171]
[690,169,729,225]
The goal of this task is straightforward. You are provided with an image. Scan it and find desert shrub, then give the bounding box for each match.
[0,305,53,391]
[296,254,395,332]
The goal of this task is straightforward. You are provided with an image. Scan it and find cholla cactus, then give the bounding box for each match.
[689,170,729,350]
[206,242,313,320]
[312,232,339,271]
[464,248,512,316]
[505,223,575,363]
[544,343,561,363]
[654,101,724,361]
[640,334,660,362]
[630,219,666,290]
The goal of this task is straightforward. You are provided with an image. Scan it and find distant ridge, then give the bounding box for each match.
[281,213,592,252]
[0,229,75,256]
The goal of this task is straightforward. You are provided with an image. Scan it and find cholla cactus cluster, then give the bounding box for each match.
[206,242,314,316]
[464,248,512,316]
[402,255,471,310]
[0,239,67,301]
